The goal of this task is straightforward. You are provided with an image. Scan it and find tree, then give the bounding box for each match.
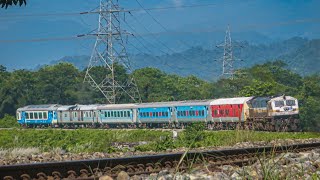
[1,0,26,8]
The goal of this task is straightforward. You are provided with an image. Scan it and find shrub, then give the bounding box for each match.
[0,114,19,128]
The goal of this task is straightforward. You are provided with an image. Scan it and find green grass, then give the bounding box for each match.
[0,128,319,153]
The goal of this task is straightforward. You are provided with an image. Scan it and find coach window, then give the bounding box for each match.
[225,110,229,116]
[39,112,42,119]
[44,112,47,119]
[64,113,68,118]
[120,111,123,117]
[34,112,38,119]
[127,111,131,117]
[219,110,224,115]
[124,111,127,117]
[29,112,34,119]
[25,113,29,119]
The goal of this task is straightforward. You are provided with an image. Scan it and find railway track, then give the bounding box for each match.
[1,142,320,180]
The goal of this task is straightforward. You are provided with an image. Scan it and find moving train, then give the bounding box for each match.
[16,95,299,131]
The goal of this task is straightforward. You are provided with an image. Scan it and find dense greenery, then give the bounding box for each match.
[0,60,319,130]
[0,129,319,153]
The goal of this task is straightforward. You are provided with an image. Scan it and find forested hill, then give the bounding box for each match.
[47,37,319,81]
[1,61,320,130]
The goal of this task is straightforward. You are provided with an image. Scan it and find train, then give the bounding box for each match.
[16,95,300,131]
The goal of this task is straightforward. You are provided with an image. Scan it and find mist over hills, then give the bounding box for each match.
[48,37,319,81]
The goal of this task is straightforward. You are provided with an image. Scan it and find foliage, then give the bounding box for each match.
[0,129,319,153]
[0,0,26,8]
[182,122,206,147]
[0,115,19,128]
[0,60,319,130]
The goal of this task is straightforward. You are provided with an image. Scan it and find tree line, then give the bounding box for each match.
[0,61,319,131]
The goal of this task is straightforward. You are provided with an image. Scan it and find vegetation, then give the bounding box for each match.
[0,60,320,130]
[0,114,19,128]
[0,0,26,8]
[0,128,319,153]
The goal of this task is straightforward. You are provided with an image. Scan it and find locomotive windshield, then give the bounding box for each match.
[286,100,296,106]
[274,101,285,107]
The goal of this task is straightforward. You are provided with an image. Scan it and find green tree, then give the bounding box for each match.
[35,63,80,104]
[0,69,36,117]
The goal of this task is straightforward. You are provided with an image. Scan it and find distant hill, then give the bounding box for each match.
[47,37,319,81]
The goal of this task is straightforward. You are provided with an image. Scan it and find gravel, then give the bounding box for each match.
[1,138,320,166]
[106,148,320,179]
[2,138,320,179]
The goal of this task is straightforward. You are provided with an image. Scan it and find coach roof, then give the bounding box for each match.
[210,97,253,105]
[17,104,60,111]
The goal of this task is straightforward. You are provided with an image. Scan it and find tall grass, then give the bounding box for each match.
[0,128,319,153]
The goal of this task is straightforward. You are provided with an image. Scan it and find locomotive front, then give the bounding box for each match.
[268,95,299,118]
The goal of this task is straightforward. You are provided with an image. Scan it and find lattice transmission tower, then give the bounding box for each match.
[216,25,243,79]
[84,0,141,104]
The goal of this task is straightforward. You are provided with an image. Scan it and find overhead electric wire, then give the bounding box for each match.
[134,0,193,49]
[0,17,319,43]
[0,36,81,43]
[0,2,236,19]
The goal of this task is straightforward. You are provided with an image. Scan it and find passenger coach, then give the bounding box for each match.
[17,104,60,127]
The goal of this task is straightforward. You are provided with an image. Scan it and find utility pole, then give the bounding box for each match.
[216,25,243,79]
[83,0,141,104]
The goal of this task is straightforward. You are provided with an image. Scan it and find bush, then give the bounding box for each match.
[0,114,19,128]
[183,122,206,147]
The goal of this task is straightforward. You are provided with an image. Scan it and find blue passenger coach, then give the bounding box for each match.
[16,104,59,127]
[174,100,211,123]
[136,102,174,125]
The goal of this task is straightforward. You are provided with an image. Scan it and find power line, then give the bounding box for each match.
[0,2,237,19]
[134,0,193,49]
[1,17,319,43]
[0,36,81,43]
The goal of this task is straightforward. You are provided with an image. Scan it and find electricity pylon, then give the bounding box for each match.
[83,0,141,104]
[216,25,243,79]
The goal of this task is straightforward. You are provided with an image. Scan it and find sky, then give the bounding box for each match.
[0,0,319,70]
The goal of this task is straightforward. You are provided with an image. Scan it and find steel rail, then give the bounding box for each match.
[1,142,320,179]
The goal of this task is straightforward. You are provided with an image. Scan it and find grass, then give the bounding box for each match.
[0,128,319,153]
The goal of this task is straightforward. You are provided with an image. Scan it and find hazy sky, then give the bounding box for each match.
[0,0,319,69]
